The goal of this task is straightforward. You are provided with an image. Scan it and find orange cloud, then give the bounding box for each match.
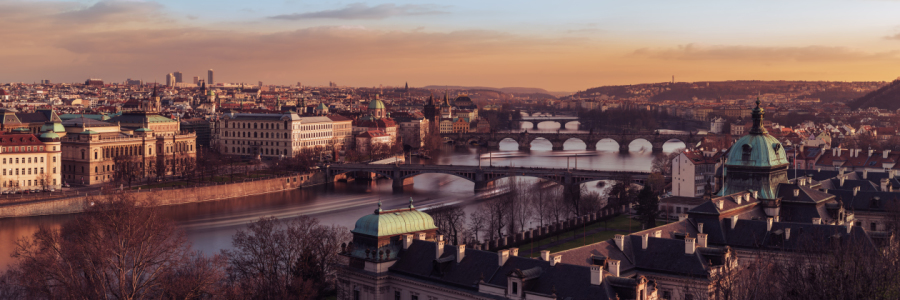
[0,0,898,91]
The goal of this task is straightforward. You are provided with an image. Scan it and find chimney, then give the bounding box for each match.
[735,195,742,205]
[846,223,853,233]
[540,250,550,262]
[509,248,519,257]
[614,234,625,251]
[812,218,822,225]
[437,235,444,242]
[590,265,603,285]
[436,240,445,259]
[551,255,562,266]
[698,233,708,248]
[685,237,696,255]
[891,170,896,179]
[608,259,621,277]
[698,223,705,233]
[715,200,724,210]
[641,234,649,250]
[832,148,837,156]
[752,190,759,198]
[839,167,845,176]
[837,148,842,157]
[884,150,891,159]
[654,230,662,238]
[785,228,791,240]
[416,232,426,240]
[869,149,874,157]
[498,249,509,266]
[863,170,868,180]
[766,217,774,231]
[853,186,860,196]
[793,189,800,197]
[731,215,739,229]
[402,234,414,250]
[456,245,466,263]
[882,178,889,192]
[840,177,845,187]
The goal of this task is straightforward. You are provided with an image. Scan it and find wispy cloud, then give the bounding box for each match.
[886,33,900,40]
[55,0,165,24]
[632,44,900,62]
[269,3,447,20]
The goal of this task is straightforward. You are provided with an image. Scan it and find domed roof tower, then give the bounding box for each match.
[345,198,438,263]
[720,99,789,215]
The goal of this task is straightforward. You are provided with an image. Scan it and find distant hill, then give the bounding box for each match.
[422,85,570,97]
[847,80,900,110]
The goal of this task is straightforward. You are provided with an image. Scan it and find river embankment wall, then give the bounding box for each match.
[0,172,328,218]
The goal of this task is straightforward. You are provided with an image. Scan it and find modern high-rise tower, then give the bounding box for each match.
[193,76,199,84]
[173,71,183,83]
[208,69,214,85]
[165,73,174,87]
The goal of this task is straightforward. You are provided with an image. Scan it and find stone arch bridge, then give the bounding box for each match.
[326,164,649,195]
[442,131,700,152]
[517,117,581,130]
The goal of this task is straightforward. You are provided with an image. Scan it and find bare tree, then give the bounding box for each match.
[468,210,488,244]
[0,191,225,299]
[431,204,467,245]
[222,215,350,299]
[651,148,683,175]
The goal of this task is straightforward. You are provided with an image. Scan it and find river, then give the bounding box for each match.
[0,122,687,269]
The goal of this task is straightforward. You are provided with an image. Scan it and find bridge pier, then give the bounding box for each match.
[518,144,531,151]
[392,177,414,192]
[487,141,501,151]
[551,142,564,151]
[586,142,597,151]
[474,180,494,193]
[564,183,581,206]
[651,146,665,153]
[532,122,540,130]
[619,144,630,153]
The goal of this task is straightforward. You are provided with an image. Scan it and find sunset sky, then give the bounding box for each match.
[3,0,900,92]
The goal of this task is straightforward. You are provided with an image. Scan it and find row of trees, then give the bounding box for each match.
[431,177,609,246]
[0,191,350,299]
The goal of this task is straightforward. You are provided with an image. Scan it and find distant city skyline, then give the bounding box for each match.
[1,0,900,91]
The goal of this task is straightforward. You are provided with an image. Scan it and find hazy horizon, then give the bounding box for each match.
[3,0,900,91]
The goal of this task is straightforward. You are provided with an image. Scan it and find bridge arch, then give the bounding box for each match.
[563,137,587,150]
[627,138,653,153]
[591,138,621,151]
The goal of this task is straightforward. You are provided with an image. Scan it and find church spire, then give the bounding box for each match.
[749,97,766,135]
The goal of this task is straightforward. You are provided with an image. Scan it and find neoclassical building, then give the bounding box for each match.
[211,112,337,158]
[60,111,196,186]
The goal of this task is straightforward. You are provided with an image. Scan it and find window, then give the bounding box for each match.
[512,282,518,295]
[40,157,43,162]
[871,222,877,231]
[395,291,401,300]
[353,290,360,300]
[662,291,671,299]
[411,295,418,300]
[685,295,693,300]
[741,144,752,161]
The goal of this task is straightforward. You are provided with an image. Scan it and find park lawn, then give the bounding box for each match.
[517,215,640,257]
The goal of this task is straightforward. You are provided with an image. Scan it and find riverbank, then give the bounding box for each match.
[0,172,328,219]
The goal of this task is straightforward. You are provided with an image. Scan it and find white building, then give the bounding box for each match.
[709,117,725,134]
[0,131,62,192]
[672,150,723,197]
[211,112,336,158]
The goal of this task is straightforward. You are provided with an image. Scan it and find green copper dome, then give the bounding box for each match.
[725,134,788,168]
[368,99,385,110]
[39,131,59,139]
[719,99,789,199]
[41,122,65,133]
[352,206,437,237]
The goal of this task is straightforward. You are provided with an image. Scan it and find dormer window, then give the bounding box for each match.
[742,144,752,161]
